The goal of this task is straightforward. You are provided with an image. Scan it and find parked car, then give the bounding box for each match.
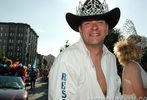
[0,75,28,100]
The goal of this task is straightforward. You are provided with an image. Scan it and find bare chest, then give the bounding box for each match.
[93,59,107,96]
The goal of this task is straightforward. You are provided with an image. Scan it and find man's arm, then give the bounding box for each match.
[48,58,78,100]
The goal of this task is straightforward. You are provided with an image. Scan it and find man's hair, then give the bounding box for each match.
[114,40,139,66]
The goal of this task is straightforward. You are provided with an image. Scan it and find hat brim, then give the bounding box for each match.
[66,8,120,32]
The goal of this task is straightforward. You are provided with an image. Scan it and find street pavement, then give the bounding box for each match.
[26,76,48,100]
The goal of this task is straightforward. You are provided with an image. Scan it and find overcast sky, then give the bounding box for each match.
[0,0,146,57]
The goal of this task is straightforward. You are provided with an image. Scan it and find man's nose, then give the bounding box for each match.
[91,23,98,30]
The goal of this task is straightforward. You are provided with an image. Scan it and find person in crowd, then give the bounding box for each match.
[49,0,121,99]
[114,34,147,99]
[0,59,5,75]
[16,65,27,82]
[43,68,48,81]
[38,68,43,77]
[30,67,37,89]
[2,59,16,76]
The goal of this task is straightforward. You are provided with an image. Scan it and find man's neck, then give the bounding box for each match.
[86,44,103,56]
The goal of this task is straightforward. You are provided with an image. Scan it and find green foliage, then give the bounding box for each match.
[0,49,5,59]
[60,40,70,53]
[104,28,123,77]
[104,28,122,53]
[0,49,7,63]
[140,48,147,72]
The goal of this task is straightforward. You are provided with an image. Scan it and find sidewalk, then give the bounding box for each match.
[26,76,48,100]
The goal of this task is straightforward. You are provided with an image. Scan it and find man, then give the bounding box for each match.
[49,0,121,99]
[30,67,37,89]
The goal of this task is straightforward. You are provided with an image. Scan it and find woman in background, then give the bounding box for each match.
[114,34,147,99]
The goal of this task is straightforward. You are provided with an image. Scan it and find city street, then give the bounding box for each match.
[26,76,48,100]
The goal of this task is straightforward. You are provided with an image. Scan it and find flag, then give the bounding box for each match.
[33,56,37,68]
[13,61,20,65]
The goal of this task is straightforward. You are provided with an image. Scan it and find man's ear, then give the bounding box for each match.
[79,26,82,35]
[106,24,109,36]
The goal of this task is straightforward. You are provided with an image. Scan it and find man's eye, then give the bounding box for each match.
[97,21,104,24]
[84,22,90,25]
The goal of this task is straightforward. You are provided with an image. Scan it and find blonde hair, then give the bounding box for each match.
[114,40,139,66]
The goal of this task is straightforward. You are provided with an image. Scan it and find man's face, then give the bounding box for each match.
[79,19,108,46]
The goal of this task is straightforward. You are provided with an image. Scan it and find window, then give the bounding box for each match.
[9,39,11,43]
[12,40,14,43]
[0,27,3,31]
[17,46,20,51]
[3,40,6,43]
[5,33,7,36]
[3,46,6,50]
[9,26,15,32]
[17,52,19,56]
[18,40,20,43]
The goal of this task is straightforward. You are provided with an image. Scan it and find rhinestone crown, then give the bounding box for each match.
[76,0,109,16]
[137,36,147,49]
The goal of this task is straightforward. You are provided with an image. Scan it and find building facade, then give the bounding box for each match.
[0,22,39,66]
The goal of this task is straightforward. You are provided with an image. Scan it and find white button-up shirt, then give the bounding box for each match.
[49,39,121,100]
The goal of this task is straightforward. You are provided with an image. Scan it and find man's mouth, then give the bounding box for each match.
[89,33,100,36]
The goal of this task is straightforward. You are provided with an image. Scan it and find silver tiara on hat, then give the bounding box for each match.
[121,19,147,49]
[76,0,109,16]
[137,36,147,49]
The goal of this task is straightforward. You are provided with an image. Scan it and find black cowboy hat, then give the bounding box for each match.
[66,0,120,32]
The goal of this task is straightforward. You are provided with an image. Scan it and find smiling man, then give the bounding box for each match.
[49,0,121,99]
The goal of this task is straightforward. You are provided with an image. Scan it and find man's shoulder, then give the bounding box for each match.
[59,42,83,56]
[54,43,84,66]
[103,45,115,56]
[104,48,115,59]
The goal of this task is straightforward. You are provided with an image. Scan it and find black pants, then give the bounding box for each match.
[31,78,36,89]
